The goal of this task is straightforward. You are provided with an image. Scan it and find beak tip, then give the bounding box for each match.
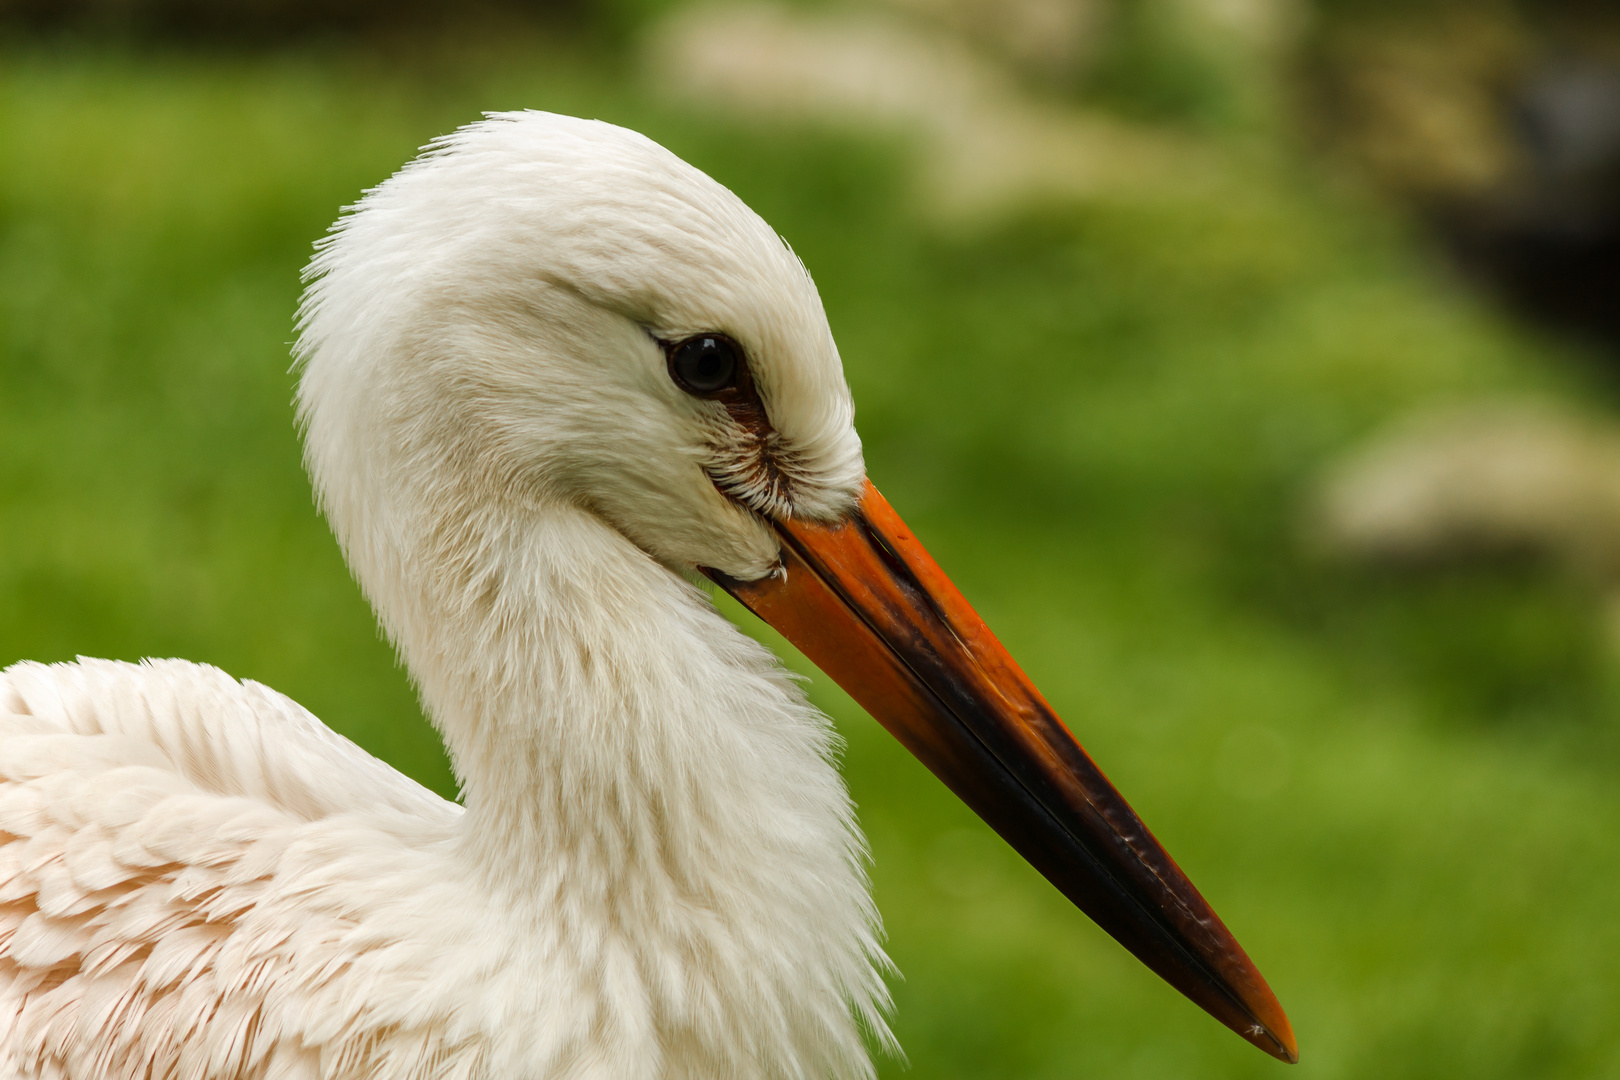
[1253,1016,1299,1064]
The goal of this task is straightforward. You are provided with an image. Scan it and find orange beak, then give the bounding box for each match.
[706,480,1297,1064]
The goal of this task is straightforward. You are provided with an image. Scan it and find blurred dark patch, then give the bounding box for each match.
[0,0,591,41]
[1307,1,1620,363]
[1440,59,1620,355]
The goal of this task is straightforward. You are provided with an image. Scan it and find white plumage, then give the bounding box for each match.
[0,113,890,1080]
[0,108,1300,1079]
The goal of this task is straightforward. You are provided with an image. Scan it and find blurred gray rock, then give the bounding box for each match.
[1311,401,1620,579]
[641,2,1204,220]
[884,0,1108,85]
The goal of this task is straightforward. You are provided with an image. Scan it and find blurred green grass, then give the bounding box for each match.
[3,33,1620,1080]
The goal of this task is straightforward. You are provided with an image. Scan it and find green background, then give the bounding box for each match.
[3,20,1618,1079]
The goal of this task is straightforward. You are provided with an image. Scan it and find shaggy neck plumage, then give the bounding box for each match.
[379,490,777,887]
[343,476,892,1076]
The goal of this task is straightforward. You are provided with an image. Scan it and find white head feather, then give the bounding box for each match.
[296,111,865,584]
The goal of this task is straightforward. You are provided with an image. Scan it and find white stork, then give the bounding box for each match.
[0,112,1295,1079]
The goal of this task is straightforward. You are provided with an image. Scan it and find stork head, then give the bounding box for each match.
[294,111,1296,1065]
[296,111,862,583]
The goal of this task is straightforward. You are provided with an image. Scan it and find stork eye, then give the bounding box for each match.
[668,335,742,397]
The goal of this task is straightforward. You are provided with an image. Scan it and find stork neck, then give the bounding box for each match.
[350,491,890,1077]
[382,496,821,897]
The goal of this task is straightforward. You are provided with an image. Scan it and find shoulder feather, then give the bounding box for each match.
[0,658,468,1080]
[0,658,447,823]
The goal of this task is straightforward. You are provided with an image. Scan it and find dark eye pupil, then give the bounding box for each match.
[670,335,740,396]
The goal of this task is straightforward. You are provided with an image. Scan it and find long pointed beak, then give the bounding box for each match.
[706,480,1297,1063]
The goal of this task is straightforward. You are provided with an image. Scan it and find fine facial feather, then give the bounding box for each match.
[0,111,894,1079]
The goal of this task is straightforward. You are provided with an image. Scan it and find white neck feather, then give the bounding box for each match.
[356,472,891,1077]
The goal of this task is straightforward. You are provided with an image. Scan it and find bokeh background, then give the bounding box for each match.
[4,0,1620,1076]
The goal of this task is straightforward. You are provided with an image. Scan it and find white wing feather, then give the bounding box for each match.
[0,658,473,1080]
